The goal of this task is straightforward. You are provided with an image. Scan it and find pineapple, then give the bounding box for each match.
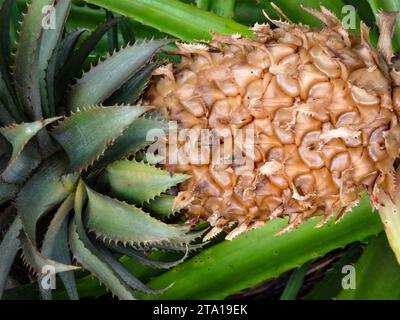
[146,6,400,248]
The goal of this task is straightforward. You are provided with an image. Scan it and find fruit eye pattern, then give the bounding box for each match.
[146,9,400,242]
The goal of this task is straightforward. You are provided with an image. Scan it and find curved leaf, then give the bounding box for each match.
[51,105,147,172]
[0,181,18,205]
[84,184,198,246]
[69,180,135,300]
[40,194,78,300]
[39,0,71,117]
[0,216,22,299]
[13,0,54,120]
[0,117,59,167]
[106,160,189,205]
[67,40,168,111]
[20,232,79,277]
[15,154,71,245]
[93,116,168,171]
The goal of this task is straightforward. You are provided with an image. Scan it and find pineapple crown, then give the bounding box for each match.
[0,0,203,300]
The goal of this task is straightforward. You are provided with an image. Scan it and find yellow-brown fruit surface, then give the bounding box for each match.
[146,9,400,240]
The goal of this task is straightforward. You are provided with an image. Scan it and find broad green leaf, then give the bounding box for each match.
[69,180,136,300]
[337,233,400,299]
[51,105,147,172]
[0,100,13,125]
[106,160,189,205]
[93,116,168,171]
[14,0,53,120]
[40,194,78,300]
[84,0,252,41]
[84,184,198,246]
[0,71,23,123]
[16,154,71,245]
[0,117,59,167]
[141,196,383,299]
[67,40,168,110]
[0,216,21,299]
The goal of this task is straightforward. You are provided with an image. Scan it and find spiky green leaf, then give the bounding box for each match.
[0,118,59,167]
[69,180,136,300]
[85,184,198,246]
[13,0,54,120]
[106,160,189,205]
[40,194,78,300]
[0,216,21,299]
[15,154,72,245]
[93,116,168,170]
[67,40,168,110]
[51,105,147,172]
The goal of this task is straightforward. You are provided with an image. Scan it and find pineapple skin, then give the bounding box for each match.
[146,15,400,240]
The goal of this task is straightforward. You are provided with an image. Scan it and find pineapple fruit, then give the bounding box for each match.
[146,7,400,246]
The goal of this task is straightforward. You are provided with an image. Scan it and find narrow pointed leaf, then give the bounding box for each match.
[15,154,71,245]
[51,105,148,172]
[20,232,78,276]
[0,0,20,115]
[14,0,54,120]
[40,194,78,300]
[93,116,168,170]
[107,242,188,269]
[92,243,170,295]
[0,216,22,299]
[106,160,189,205]
[57,18,123,98]
[67,40,168,110]
[1,142,41,184]
[69,180,135,300]
[0,117,59,167]
[105,62,158,105]
[85,185,198,246]
[142,195,179,219]
[39,0,71,117]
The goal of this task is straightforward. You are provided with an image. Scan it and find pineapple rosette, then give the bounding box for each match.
[146,7,400,244]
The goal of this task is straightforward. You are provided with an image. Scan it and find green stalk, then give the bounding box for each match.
[141,196,383,300]
[337,233,400,299]
[83,0,252,41]
[211,0,236,19]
